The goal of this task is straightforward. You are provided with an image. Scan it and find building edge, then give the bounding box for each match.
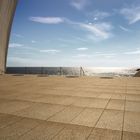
[0,0,18,74]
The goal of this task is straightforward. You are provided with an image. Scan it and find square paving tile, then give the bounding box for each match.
[48,106,84,124]
[0,113,22,129]
[125,101,140,112]
[126,94,140,102]
[71,108,103,127]
[13,103,66,120]
[106,99,125,111]
[19,121,65,140]
[87,98,109,109]
[0,100,34,114]
[71,91,99,98]
[97,93,112,99]
[122,131,140,140]
[15,93,44,102]
[88,128,121,140]
[124,111,140,133]
[127,90,140,95]
[72,97,93,108]
[34,95,76,105]
[111,94,125,100]
[96,109,123,131]
[0,118,41,140]
[53,124,92,140]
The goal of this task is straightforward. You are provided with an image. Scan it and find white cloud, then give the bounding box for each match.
[124,49,140,54]
[119,26,130,32]
[22,46,39,51]
[94,53,116,57]
[76,47,88,51]
[40,49,61,54]
[29,16,113,41]
[73,52,116,59]
[74,37,87,42]
[74,54,92,58]
[13,33,23,38]
[9,43,38,51]
[120,6,140,24]
[31,40,36,43]
[80,22,113,40]
[29,17,64,24]
[70,0,90,10]
[7,57,48,67]
[9,43,24,48]
[104,55,115,58]
[87,10,111,20]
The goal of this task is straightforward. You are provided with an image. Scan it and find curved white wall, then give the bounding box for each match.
[0,0,18,74]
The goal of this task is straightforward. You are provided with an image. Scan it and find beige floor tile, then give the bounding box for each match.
[34,95,76,105]
[107,99,125,111]
[126,94,140,102]
[122,131,140,140]
[0,118,41,140]
[19,121,65,140]
[111,94,125,100]
[72,97,93,107]
[69,91,99,98]
[0,100,34,114]
[97,93,112,99]
[88,128,121,140]
[0,113,22,129]
[53,124,92,140]
[127,91,140,95]
[48,106,84,123]
[71,108,103,127]
[13,103,66,120]
[88,98,109,108]
[125,101,140,112]
[124,111,140,133]
[96,110,123,131]
[15,93,44,102]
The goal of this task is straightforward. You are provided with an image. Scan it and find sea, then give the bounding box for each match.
[6,67,138,77]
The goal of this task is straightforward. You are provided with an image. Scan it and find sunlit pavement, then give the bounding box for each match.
[0,75,140,140]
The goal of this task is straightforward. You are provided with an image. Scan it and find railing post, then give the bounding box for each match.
[25,67,27,74]
[80,67,82,76]
[60,67,63,76]
[80,67,85,76]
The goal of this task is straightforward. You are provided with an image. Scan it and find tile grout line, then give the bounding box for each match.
[6,101,73,117]
[121,96,126,140]
[50,126,66,140]
[70,107,86,122]
[45,104,72,121]
[121,80,127,140]
[17,104,73,139]
[86,97,111,140]
[0,97,72,107]
[51,106,86,140]
[0,116,24,129]
[18,122,42,139]
[0,94,114,104]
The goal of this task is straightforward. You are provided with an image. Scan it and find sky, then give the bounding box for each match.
[7,0,140,67]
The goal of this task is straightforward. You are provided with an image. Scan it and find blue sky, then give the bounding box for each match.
[7,0,140,67]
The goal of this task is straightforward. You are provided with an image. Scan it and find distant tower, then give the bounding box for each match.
[0,0,18,74]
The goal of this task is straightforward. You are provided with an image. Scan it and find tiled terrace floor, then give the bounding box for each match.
[0,75,140,140]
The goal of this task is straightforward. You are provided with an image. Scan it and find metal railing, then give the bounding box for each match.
[6,67,86,76]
